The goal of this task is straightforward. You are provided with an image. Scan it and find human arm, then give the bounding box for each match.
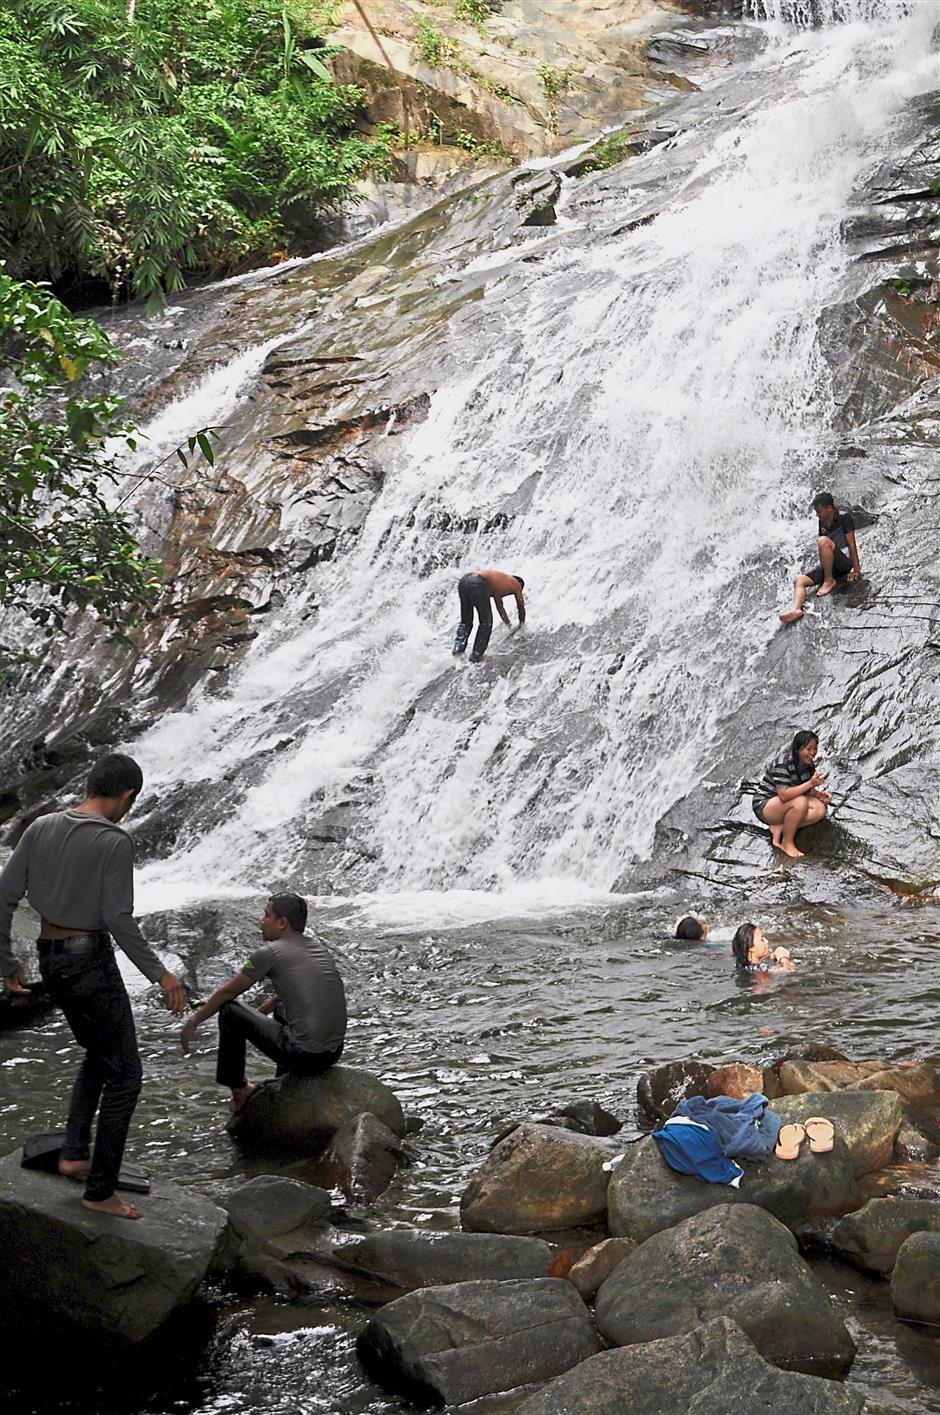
[102,836,187,1013]
[256,993,278,1016]
[0,830,32,993]
[495,595,512,627]
[844,529,861,579]
[180,971,254,1052]
[775,771,826,803]
[514,589,526,627]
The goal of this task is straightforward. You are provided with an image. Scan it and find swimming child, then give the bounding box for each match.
[675,914,708,940]
[731,923,794,973]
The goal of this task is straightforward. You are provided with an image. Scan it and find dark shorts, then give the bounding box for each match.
[807,549,852,586]
[753,799,769,824]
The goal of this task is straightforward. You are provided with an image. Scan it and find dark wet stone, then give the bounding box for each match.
[311,1110,408,1203]
[228,1067,405,1155]
[225,1174,331,1240]
[513,170,562,227]
[518,1316,864,1413]
[0,982,55,1031]
[831,1197,940,1276]
[358,1277,599,1406]
[329,1229,554,1292]
[596,1204,856,1377]
[891,1231,940,1324]
[636,1059,714,1121]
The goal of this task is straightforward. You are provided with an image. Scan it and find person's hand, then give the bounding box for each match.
[3,968,31,996]
[815,791,832,805]
[772,947,791,963]
[180,1015,199,1054]
[847,569,861,582]
[160,970,189,1017]
[809,771,827,788]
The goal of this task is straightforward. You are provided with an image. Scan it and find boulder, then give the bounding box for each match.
[357,1278,600,1405]
[607,1135,857,1244]
[312,1110,408,1202]
[891,1231,940,1325]
[857,1061,940,1105]
[518,1316,864,1414]
[225,1175,331,1241]
[894,1120,939,1163]
[329,1230,554,1292]
[492,1099,622,1148]
[227,1067,405,1153]
[567,1237,637,1300]
[596,1204,856,1377]
[636,1059,713,1122]
[0,1149,228,1345]
[461,1124,615,1234]
[832,1197,940,1275]
[707,1062,780,1101]
[777,1060,885,1094]
[0,982,55,1031]
[771,1090,902,1177]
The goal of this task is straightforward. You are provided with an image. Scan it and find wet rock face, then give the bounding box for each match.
[831,1196,940,1276]
[636,1058,713,1121]
[310,1109,408,1203]
[0,1150,229,1346]
[518,1316,865,1415]
[596,1203,856,1377]
[329,1229,556,1293]
[891,1231,940,1326]
[228,1067,406,1154]
[357,1276,600,1405]
[460,1123,617,1234]
[607,1133,858,1243]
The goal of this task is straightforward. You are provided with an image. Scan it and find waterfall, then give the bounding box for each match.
[131,0,937,909]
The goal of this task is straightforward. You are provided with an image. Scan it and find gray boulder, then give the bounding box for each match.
[637,1059,713,1122]
[891,1231,940,1325]
[596,1204,856,1377]
[0,1149,228,1345]
[330,1229,554,1292]
[771,1089,902,1176]
[313,1110,407,1202]
[831,1196,940,1275]
[607,1134,857,1244]
[461,1123,615,1234]
[228,1067,405,1153]
[518,1316,864,1413]
[225,1174,331,1241]
[358,1277,599,1405]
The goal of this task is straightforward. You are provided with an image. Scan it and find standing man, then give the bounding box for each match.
[0,753,187,1220]
[780,492,862,623]
[452,568,525,663]
[180,893,346,1114]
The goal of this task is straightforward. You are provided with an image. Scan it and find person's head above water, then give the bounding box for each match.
[261,892,308,940]
[732,922,768,968]
[84,753,144,822]
[812,491,836,522]
[675,914,707,940]
[790,729,819,768]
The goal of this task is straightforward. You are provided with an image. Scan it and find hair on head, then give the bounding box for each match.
[268,892,308,933]
[675,915,705,940]
[732,922,757,969]
[812,492,835,510]
[791,729,818,760]
[87,753,144,800]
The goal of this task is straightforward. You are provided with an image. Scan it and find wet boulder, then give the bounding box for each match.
[517,1316,864,1414]
[567,1237,637,1300]
[771,1090,902,1177]
[0,981,55,1031]
[226,1174,331,1242]
[832,1197,940,1276]
[228,1067,405,1154]
[777,1060,886,1094]
[0,1149,229,1345]
[707,1061,780,1101]
[329,1230,554,1293]
[596,1204,856,1377]
[312,1110,408,1203]
[357,1277,600,1405]
[492,1099,622,1147]
[894,1120,939,1163]
[513,169,562,227]
[461,1123,616,1234]
[636,1059,713,1121]
[607,1134,857,1244]
[857,1061,940,1106]
[891,1231,940,1325]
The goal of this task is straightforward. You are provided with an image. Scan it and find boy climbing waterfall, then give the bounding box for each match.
[780,493,863,623]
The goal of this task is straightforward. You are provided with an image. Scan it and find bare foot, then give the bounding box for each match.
[82,1194,142,1220]
[816,578,837,597]
[778,844,805,859]
[229,1082,256,1114]
[779,610,803,624]
[58,1158,90,1181]
[769,829,783,849]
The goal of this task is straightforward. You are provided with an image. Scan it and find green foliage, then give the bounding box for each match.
[575,130,638,175]
[0,267,162,650]
[453,128,510,160]
[537,61,573,101]
[0,0,389,308]
[413,18,460,68]
[454,0,490,31]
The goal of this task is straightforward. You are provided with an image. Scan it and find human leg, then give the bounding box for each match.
[815,535,837,595]
[778,796,810,857]
[803,798,827,826]
[780,573,815,624]
[453,576,475,654]
[757,796,787,849]
[469,583,493,661]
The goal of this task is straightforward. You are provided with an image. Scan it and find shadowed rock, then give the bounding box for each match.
[228,1067,405,1154]
[329,1229,555,1293]
[312,1110,408,1202]
[831,1196,940,1276]
[636,1059,713,1121]
[596,1204,856,1377]
[891,1231,940,1325]
[518,1316,864,1413]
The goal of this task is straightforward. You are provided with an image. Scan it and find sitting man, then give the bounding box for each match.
[181,892,346,1112]
[780,491,862,623]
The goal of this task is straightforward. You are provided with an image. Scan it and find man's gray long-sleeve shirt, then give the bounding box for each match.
[0,809,165,982]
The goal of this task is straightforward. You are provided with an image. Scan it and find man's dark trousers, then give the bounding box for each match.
[453,573,493,660]
[216,1000,342,1085]
[37,932,142,1202]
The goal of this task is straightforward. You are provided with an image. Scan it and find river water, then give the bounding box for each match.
[2,0,939,1409]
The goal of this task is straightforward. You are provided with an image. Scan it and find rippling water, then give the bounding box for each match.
[2,893,940,1412]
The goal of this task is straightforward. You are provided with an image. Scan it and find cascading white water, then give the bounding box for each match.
[132,0,937,909]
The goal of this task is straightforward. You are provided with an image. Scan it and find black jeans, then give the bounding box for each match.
[454,573,493,660]
[37,933,143,1203]
[216,1000,343,1088]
